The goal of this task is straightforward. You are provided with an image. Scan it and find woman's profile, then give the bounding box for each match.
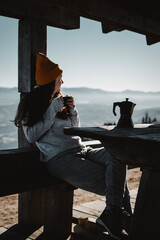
[14,53,132,240]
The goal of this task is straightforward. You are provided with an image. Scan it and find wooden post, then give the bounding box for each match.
[44,184,74,240]
[18,18,46,228]
[131,169,160,239]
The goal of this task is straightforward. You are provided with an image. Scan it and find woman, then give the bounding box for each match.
[14,53,131,240]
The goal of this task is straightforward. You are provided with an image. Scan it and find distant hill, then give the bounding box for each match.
[1,86,160,108]
[0,87,160,149]
[0,87,19,106]
[62,87,160,109]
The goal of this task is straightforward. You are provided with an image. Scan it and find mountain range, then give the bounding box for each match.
[0,87,160,149]
[1,86,160,108]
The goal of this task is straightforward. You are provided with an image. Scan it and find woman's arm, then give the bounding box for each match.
[70,107,80,127]
[23,97,63,143]
[64,96,80,127]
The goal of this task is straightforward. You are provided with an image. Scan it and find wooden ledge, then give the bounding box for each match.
[64,124,160,170]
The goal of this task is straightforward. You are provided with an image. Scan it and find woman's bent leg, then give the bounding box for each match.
[46,147,129,238]
[46,148,106,196]
[85,147,127,207]
[46,147,126,207]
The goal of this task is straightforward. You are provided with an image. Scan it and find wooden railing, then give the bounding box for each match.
[0,147,74,239]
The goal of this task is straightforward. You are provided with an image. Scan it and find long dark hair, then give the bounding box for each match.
[14,81,70,127]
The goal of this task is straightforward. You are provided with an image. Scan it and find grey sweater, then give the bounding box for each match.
[23,97,85,162]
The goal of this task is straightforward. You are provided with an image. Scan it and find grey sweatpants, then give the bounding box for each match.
[46,146,127,207]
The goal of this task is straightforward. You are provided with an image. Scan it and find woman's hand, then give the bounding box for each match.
[63,95,75,109]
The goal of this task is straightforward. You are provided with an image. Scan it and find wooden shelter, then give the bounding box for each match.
[0,0,160,239]
[1,0,160,46]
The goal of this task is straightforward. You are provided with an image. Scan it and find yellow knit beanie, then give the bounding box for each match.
[35,53,63,86]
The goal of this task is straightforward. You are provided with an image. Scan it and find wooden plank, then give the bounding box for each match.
[0,147,67,196]
[102,137,160,170]
[0,224,43,239]
[74,188,137,216]
[79,200,105,213]
[131,169,160,239]
[73,188,137,223]
[0,147,60,195]
[0,0,160,40]
[101,20,124,33]
[44,186,74,239]
[0,177,61,197]
[64,124,156,140]
[72,189,138,239]
[0,227,8,235]
[64,124,159,141]
[146,34,160,45]
[18,19,46,93]
[0,1,80,29]
[0,225,33,239]
[130,188,138,200]
[74,205,102,217]
[51,0,160,38]
[26,226,43,239]
[18,189,45,229]
[18,19,47,230]
[0,148,40,178]
[64,125,160,169]
[1,225,91,240]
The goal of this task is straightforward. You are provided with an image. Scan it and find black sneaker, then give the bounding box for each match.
[96,207,122,240]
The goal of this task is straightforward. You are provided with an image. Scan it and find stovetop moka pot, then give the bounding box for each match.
[113,98,136,128]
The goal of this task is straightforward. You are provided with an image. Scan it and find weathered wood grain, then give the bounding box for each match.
[146,34,160,45]
[0,147,75,238]
[18,18,47,229]
[51,0,160,40]
[18,19,46,93]
[44,186,74,239]
[0,147,65,197]
[64,124,160,169]
[131,169,160,239]
[0,0,160,44]
[101,20,124,33]
[0,1,80,29]
[0,188,138,239]
[74,205,102,218]
[64,125,160,239]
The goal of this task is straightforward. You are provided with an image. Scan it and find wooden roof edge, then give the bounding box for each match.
[0,1,80,30]
[52,0,160,44]
[0,0,160,44]
[146,34,160,45]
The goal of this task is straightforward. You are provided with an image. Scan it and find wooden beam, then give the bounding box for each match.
[18,19,47,229]
[0,0,160,40]
[18,19,46,93]
[0,0,80,30]
[63,125,160,170]
[146,34,160,45]
[101,20,124,33]
[131,169,160,239]
[44,186,74,239]
[50,0,160,38]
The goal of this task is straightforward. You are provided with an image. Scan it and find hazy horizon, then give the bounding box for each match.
[1,86,160,94]
[0,87,160,149]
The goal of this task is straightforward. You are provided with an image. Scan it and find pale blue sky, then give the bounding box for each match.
[0,15,160,91]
